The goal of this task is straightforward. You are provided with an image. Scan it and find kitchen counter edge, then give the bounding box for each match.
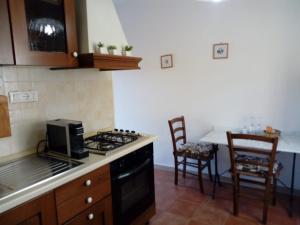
[0,134,158,214]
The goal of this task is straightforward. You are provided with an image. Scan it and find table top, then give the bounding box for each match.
[200,129,300,154]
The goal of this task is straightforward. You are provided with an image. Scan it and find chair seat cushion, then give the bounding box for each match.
[235,154,283,177]
[177,142,214,160]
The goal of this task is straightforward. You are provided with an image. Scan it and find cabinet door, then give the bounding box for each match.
[65,196,113,225]
[8,0,78,67]
[0,192,57,225]
[0,0,14,65]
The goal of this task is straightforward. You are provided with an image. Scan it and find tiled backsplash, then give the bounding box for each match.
[0,66,114,157]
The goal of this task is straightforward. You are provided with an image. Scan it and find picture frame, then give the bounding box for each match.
[213,43,229,59]
[161,54,173,69]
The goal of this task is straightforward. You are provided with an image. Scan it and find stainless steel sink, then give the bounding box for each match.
[0,154,82,199]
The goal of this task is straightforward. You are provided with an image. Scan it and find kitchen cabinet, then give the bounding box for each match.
[65,196,113,225]
[7,0,78,66]
[0,0,14,65]
[55,165,111,224]
[0,165,112,225]
[0,192,57,225]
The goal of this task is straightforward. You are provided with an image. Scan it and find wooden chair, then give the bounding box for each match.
[168,116,215,193]
[226,131,282,224]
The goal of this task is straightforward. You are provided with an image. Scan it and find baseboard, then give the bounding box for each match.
[154,163,300,197]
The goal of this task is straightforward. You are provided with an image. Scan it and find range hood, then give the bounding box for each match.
[74,0,142,71]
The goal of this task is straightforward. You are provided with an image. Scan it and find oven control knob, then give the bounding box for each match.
[125,130,129,133]
[85,179,92,186]
[87,213,94,220]
[131,131,136,134]
[114,128,118,132]
[120,129,124,132]
[86,197,93,204]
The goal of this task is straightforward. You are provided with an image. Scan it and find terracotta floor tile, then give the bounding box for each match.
[167,199,199,218]
[225,216,259,225]
[150,212,189,225]
[190,205,230,225]
[205,198,233,214]
[267,206,298,225]
[176,188,209,204]
[153,168,299,225]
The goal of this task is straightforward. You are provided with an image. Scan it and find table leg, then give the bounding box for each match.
[288,153,296,217]
[212,144,221,199]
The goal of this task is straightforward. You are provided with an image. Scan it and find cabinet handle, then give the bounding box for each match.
[86,197,93,204]
[72,51,78,58]
[85,179,92,186]
[87,213,94,220]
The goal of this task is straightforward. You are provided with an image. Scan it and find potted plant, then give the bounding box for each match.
[107,45,117,55]
[122,45,133,56]
[97,42,106,54]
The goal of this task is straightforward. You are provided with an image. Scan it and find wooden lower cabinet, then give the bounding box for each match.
[65,196,113,225]
[0,165,113,225]
[0,192,57,225]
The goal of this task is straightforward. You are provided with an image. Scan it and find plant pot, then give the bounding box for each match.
[108,49,117,55]
[122,50,132,56]
[98,47,107,54]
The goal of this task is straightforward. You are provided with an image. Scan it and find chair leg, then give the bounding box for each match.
[237,174,240,194]
[174,156,178,185]
[198,159,204,193]
[183,157,187,178]
[232,174,239,216]
[263,177,272,224]
[208,160,213,182]
[273,176,277,206]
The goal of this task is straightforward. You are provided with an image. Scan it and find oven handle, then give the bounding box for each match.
[116,158,151,181]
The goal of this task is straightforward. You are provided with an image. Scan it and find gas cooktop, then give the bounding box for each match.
[84,129,140,155]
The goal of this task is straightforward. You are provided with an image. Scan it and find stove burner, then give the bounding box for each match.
[84,130,140,155]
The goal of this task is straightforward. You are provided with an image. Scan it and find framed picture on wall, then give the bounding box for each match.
[161,54,173,69]
[213,43,229,59]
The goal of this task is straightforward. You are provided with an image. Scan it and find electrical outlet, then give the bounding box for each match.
[9,91,38,103]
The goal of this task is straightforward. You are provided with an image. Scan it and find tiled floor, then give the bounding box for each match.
[150,168,300,225]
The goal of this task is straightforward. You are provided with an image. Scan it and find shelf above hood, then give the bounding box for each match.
[78,53,142,71]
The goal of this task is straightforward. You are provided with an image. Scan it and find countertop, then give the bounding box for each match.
[0,133,158,214]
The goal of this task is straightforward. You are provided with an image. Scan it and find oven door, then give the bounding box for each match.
[111,145,155,225]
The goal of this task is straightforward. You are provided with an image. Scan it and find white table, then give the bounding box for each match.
[200,129,300,216]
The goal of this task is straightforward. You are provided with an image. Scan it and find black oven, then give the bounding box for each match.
[110,143,155,225]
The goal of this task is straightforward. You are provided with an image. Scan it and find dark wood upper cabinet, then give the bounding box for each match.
[8,0,78,67]
[0,0,14,65]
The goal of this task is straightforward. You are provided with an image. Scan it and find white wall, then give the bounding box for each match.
[113,0,300,188]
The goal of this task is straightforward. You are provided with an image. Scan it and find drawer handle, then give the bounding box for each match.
[72,51,78,58]
[87,213,94,220]
[85,179,92,186]
[86,197,93,204]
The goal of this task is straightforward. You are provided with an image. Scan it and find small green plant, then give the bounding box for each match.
[107,45,117,50]
[124,45,133,51]
[97,42,104,48]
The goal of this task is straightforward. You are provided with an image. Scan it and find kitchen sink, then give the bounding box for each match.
[0,154,82,199]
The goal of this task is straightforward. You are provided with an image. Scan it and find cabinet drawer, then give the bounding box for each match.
[55,165,110,205]
[57,179,111,224]
[65,196,113,225]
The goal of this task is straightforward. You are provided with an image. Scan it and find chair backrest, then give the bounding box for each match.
[168,116,187,153]
[226,131,279,177]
